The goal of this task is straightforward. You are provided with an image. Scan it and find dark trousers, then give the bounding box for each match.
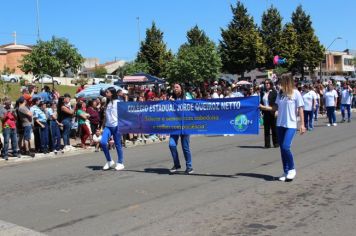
[2,127,19,158]
[33,125,41,152]
[39,122,49,151]
[50,121,61,151]
[263,112,278,147]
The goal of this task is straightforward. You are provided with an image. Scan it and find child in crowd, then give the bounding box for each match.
[92,129,102,152]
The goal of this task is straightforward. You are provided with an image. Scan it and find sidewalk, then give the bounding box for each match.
[0,220,46,236]
[0,135,168,166]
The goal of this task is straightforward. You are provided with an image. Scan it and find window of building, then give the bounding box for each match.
[344,58,353,66]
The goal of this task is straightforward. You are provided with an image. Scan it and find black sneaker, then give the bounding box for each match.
[169,165,181,173]
[4,156,8,161]
[185,168,194,174]
[26,151,35,158]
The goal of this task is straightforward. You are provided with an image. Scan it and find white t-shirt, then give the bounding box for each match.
[212,92,223,99]
[105,99,119,127]
[302,90,317,111]
[324,90,338,107]
[262,91,269,106]
[276,89,304,129]
[93,134,102,142]
[341,89,352,105]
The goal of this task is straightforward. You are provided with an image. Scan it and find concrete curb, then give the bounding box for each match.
[0,220,46,236]
[0,137,169,166]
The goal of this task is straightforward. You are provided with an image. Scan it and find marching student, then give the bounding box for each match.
[264,75,306,181]
[100,87,125,171]
[340,82,352,122]
[168,83,194,174]
[324,82,338,126]
[302,84,317,131]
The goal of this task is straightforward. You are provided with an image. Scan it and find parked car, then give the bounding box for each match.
[0,74,19,83]
[92,77,119,85]
[32,74,62,85]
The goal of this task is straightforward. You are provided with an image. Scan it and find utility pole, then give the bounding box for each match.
[36,0,41,41]
[319,37,342,81]
[136,17,141,48]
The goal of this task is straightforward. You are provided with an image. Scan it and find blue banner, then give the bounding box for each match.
[118,96,260,135]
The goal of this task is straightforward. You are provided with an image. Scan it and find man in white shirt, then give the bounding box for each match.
[302,84,317,130]
[340,82,352,122]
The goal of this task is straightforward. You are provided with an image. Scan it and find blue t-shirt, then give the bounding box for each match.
[276,89,304,129]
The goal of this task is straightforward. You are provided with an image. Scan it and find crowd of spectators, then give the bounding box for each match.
[0,78,355,161]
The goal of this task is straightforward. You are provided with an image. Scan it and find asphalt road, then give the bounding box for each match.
[0,115,355,236]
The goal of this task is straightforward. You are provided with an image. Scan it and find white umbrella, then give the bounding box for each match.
[331,76,346,81]
[75,84,128,99]
[236,80,252,85]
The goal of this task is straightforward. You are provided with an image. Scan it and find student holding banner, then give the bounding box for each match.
[101,87,125,171]
[168,83,194,174]
[262,75,306,181]
[259,79,278,148]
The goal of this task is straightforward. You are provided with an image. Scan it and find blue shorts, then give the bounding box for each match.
[24,126,32,141]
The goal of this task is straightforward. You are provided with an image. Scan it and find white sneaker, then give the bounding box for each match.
[286,169,296,180]
[326,124,331,127]
[115,163,125,171]
[332,123,337,126]
[103,160,115,170]
[278,174,287,182]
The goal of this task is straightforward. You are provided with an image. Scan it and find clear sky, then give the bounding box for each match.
[1,0,355,64]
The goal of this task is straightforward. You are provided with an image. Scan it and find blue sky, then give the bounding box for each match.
[1,0,355,63]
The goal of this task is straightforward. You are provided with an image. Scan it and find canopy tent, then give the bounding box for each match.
[115,72,165,85]
[75,84,127,99]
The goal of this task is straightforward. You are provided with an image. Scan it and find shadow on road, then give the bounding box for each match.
[236,173,276,181]
[126,168,237,178]
[237,145,266,149]
[86,166,103,171]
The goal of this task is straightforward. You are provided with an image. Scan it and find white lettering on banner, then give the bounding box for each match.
[128,105,149,113]
[127,100,244,113]
[149,104,176,112]
[177,103,194,112]
[220,101,241,110]
[194,102,220,111]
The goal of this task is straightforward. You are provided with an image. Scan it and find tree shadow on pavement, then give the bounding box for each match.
[126,168,237,178]
[236,173,276,181]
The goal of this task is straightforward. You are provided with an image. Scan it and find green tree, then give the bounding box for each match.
[220,1,265,79]
[167,26,221,85]
[279,23,298,71]
[137,22,173,77]
[260,6,282,69]
[0,65,15,75]
[116,61,149,78]
[291,5,324,78]
[20,36,84,86]
[93,66,107,78]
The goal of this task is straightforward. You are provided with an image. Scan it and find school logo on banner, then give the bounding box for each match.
[230,114,253,132]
